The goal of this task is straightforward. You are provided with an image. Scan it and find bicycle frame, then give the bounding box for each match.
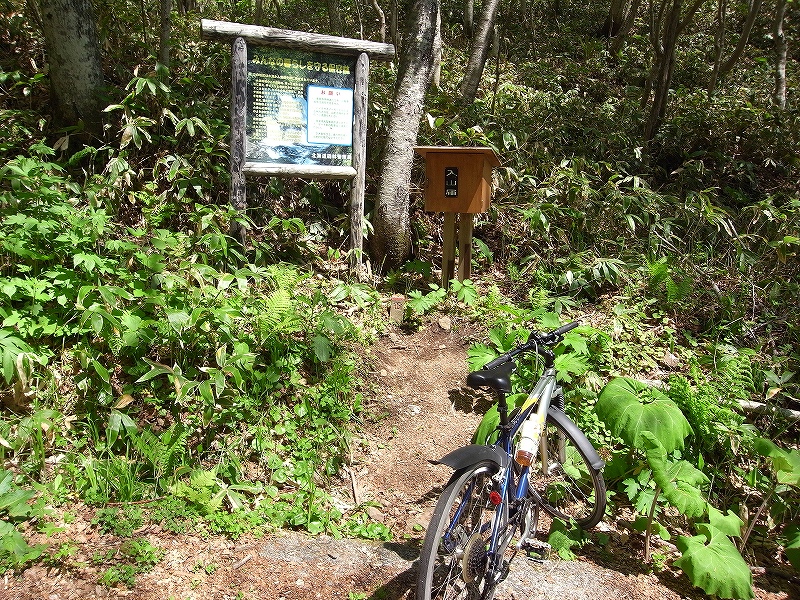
[483,367,558,577]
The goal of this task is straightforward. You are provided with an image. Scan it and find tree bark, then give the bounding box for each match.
[772,0,788,108]
[327,0,343,35]
[371,0,440,270]
[609,0,643,53]
[433,2,442,88]
[464,0,474,37]
[371,0,387,43]
[718,0,762,76]
[159,0,172,69]
[708,0,726,95]
[643,0,705,140]
[39,0,105,135]
[459,0,501,103]
[603,0,628,38]
[390,0,400,49]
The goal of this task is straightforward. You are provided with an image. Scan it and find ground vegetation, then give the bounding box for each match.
[0,0,798,598]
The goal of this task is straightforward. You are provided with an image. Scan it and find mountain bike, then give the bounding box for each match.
[416,321,606,600]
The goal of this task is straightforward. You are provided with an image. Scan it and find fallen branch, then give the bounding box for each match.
[739,400,800,423]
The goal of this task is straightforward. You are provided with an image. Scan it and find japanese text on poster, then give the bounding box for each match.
[246,48,356,167]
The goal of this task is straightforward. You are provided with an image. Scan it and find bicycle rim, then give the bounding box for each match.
[529,415,606,528]
[416,462,504,600]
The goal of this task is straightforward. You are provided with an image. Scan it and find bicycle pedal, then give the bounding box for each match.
[522,539,551,561]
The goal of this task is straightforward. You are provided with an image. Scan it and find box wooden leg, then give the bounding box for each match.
[458,213,473,282]
[442,212,457,288]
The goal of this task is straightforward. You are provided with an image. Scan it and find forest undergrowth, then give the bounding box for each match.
[1,1,799,598]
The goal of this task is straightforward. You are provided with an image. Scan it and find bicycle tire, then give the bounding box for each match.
[416,461,506,600]
[527,411,606,528]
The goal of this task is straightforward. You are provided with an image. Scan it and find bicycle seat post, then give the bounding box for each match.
[496,389,512,437]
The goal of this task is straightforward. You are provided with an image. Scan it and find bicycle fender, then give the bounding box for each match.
[431,444,509,471]
[547,407,606,471]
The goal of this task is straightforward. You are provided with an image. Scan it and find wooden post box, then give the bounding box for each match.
[414,146,500,213]
[414,146,501,287]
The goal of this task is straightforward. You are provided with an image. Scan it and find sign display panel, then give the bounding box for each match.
[246,47,356,167]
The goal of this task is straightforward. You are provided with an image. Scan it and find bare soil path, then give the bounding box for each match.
[2,323,798,600]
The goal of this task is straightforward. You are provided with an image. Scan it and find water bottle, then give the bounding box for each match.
[514,417,541,466]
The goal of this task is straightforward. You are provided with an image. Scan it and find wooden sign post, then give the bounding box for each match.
[201,20,394,271]
[414,146,500,288]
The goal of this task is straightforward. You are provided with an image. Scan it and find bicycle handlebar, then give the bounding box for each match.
[481,321,580,370]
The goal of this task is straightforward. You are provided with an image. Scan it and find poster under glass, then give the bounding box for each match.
[246,47,356,167]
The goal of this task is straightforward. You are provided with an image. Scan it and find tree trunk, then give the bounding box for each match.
[458,0,501,103]
[433,2,442,88]
[645,0,681,140]
[609,0,643,53]
[327,0,343,35]
[39,0,105,135]
[371,0,440,271]
[603,0,628,38]
[717,0,762,77]
[464,0,474,37]
[708,0,726,95]
[159,0,172,69]
[643,0,704,140]
[390,0,400,50]
[772,0,788,108]
[371,0,387,43]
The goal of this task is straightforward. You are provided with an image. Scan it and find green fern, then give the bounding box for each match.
[647,257,691,303]
[132,423,189,492]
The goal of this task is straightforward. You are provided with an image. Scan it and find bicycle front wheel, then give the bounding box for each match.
[528,411,606,529]
[416,461,504,600]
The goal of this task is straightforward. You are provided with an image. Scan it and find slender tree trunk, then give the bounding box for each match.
[355,0,364,38]
[159,0,172,69]
[371,0,440,270]
[433,3,442,87]
[390,0,400,50]
[645,0,681,140]
[458,0,501,103]
[371,0,387,43]
[718,0,762,76]
[773,0,788,108]
[327,0,343,35]
[603,0,628,38]
[464,0,474,37]
[708,0,726,95]
[39,0,105,135]
[609,0,643,53]
[643,0,704,140]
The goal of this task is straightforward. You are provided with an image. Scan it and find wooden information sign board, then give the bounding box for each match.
[201,19,394,270]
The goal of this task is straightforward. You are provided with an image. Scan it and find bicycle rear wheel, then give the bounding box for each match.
[416,461,504,600]
[528,411,606,528]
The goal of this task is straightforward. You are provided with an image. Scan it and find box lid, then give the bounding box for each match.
[414,146,501,167]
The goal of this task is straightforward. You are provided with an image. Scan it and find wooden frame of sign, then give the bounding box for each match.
[201,20,395,270]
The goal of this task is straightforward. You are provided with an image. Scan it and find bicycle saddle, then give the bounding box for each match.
[466,360,515,393]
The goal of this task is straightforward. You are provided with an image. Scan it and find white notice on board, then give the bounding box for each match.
[307,85,354,145]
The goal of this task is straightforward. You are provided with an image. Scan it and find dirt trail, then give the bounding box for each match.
[2,324,796,600]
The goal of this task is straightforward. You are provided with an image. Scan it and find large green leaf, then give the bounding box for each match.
[783,524,800,571]
[642,431,708,518]
[752,437,800,487]
[596,377,691,452]
[0,521,43,571]
[707,505,745,539]
[675,525,754,599]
